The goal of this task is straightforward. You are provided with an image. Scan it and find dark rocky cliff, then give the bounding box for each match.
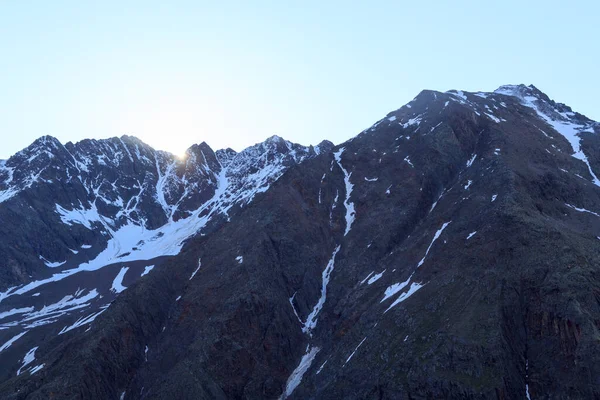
[1,85,599,399]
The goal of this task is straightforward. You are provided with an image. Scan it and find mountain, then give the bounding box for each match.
[1,84,599,399]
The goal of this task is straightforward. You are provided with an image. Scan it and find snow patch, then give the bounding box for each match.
[344,337,367,366]
[17,346,38,376]
[417,222,451,268]
[385,282,424,313]
[190,258,201,280]
[302,246,341,334]
[111,267,129,293]
[0,331,27,352]
[59,304,109,334]
[141,265,154,276]
[466,154,477,168]
[281,346,320,399]
[334,149,355,236]
[367,270,385,285]
[566,203,600,218]
[29,364,44,374]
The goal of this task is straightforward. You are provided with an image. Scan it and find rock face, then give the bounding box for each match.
[1,84,600,399]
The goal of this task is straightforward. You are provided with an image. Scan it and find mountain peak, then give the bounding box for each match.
[494,84,546,101]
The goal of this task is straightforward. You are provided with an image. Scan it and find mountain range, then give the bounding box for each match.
[0,84,599,399]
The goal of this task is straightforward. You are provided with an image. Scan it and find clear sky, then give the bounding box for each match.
[1,1,598,159]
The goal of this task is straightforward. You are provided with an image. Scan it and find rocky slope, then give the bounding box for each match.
[1,84,599,399]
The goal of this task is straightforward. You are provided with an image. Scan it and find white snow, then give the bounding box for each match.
[404,156,414,167]
[334,149,355,236]
[429,122,443,133]
[364,177,378,182]
[176,296,182,301]
[381,275,412,303]
[39,256,66,268]
[2,143,304,303]
[17,346,38,375]
[236,256,244,264]
[55,203,106,230]
[464,180,473,190]
[467,231,477,240]
[402,116,422,129]
[111,267,129,293]
[344,337,367,366]
[367,270,385,285]
[388,116,397,122]
[496,85,600,186]
[491,194,497,202]
[29,364,44,374]
[525,359,532,399]
[466,154,477,168]
[189,258,201,280]
[141,265,154,276]
[20,289,98,326]
[0,307,34,321]
[566,203,600,217]
[360,271,374,285]
[318,173,326,204]
[385,282,424,313]
[485,113,502,123]
[289,293,302,324]
[145,345,149,361]
[449,90,468,102]
[316,360,327,374]
[0,331,27,352]
[281,346,320,399]
[59,304,109,334]
[417,222,451,268]
[302,246,341,334]
[430,192,443,213]
[81,244,92,249]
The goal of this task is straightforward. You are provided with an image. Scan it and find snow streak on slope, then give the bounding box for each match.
[281,346,320,399]
[334,148,356,236]
[302,246,341,334]
[384,282,424,313]
[189,258,201,280]
[59,304,110,335]
[111,267,129,293]
[417,222,451,267]
[17,346,38,375]
[495,85,600,186]
[344,337,367,366]
[0,331,27,352]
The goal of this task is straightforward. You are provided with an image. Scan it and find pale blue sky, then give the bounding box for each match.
[1,1,598,159]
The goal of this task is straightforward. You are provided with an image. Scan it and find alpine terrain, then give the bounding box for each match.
[0,84,599,399]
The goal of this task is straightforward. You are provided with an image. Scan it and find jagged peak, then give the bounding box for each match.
[493,84,548,101]
[215,148,237,168]
[264,134,286,143]
[24,135,62,151]
[10,135,65,163]
[314,140,334,155]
